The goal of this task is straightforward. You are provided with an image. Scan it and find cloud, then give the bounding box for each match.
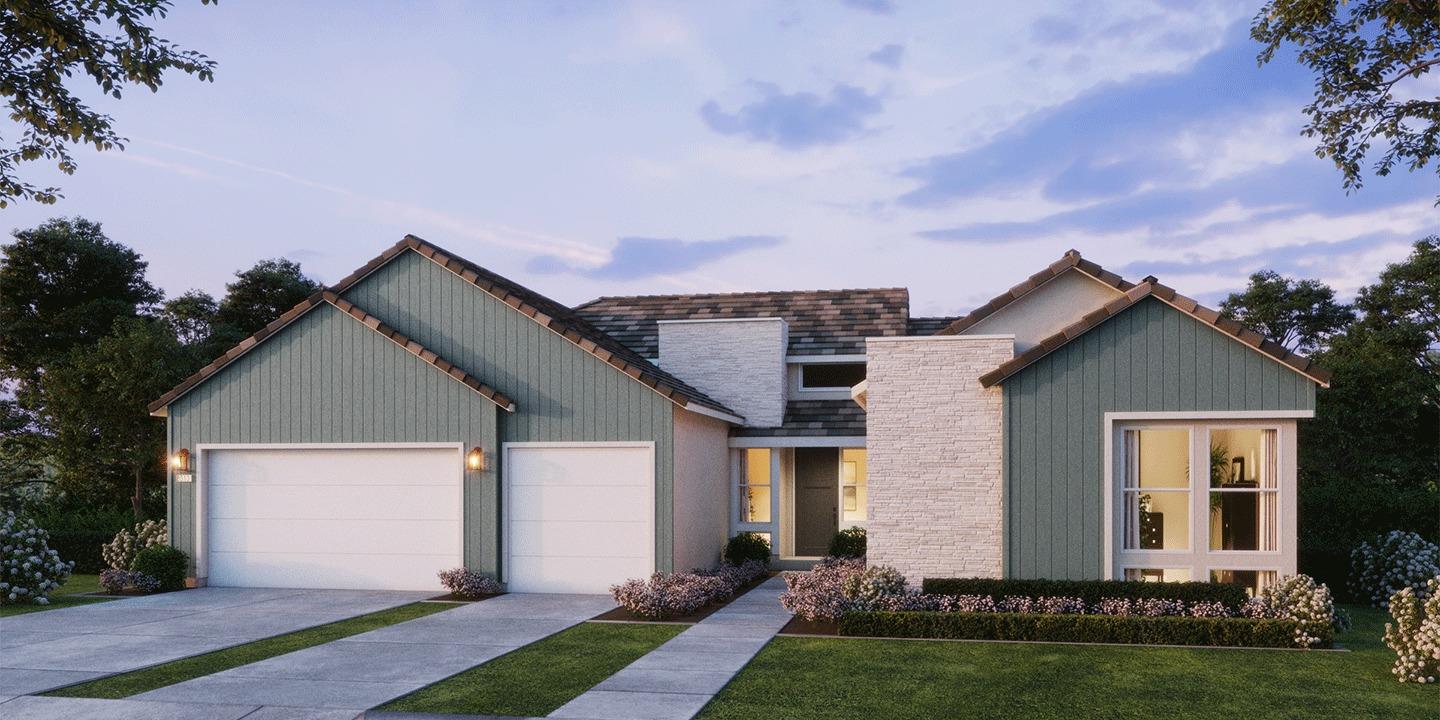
[1030,16,1081,44]
[699,82,885,150]
[841,0,895,15]
[528,235,783,281]
[867,43,905,68]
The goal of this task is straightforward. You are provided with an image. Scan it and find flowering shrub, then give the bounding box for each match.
[102,519,168,571]
[705,559,768,594]
[1,511,73,606]
[437,568,502,599]
[1188,600,1231,618]
[840,565,906,611]
[1352,531,1440,608]
[1251,574,1338,649]
[99,569,162,594]
[611,560,765,620]
[780,556,866,621]
[1384,576,1440,684]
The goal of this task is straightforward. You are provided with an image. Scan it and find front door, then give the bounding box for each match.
[794,447,838,556]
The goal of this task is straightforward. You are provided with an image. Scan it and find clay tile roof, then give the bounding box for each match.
[731,399,867,437]
[148,291,516,415]
[574,288,910,358]
[977,279,1333,388]
[937,249,1135,336]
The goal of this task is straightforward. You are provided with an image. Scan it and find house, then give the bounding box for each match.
[150,237,1329,595]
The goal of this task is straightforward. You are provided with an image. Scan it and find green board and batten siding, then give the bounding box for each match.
[167,303,500,572]
[1002,297,1316,580]
[339,250,678,571]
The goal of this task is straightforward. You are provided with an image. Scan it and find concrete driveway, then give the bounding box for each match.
[0,587,433,696]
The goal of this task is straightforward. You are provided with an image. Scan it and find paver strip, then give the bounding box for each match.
[131,593,615,711]
[0,588,431,696]
[548,576,790,720]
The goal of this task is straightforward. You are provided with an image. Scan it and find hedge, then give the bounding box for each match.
[920,578,1250,609]
[838,611,1309,648]
[44,530,114,574]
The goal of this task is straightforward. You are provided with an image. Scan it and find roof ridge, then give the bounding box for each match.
[580,287,910,304]
[936,249,1134,336]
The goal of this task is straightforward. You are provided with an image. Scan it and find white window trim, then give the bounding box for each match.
[1101,415,1298,581]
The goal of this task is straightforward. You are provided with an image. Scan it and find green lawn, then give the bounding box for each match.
[0,574,112,617]
[698,606,1433,720]
[379,621,685,717]
[46,601,454,699]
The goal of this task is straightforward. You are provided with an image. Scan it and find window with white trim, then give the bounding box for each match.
[739,449,772,523]
[799,363,865,390]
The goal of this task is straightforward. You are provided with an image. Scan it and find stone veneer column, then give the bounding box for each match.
[658,318,788,428]
[864,335,1014,584]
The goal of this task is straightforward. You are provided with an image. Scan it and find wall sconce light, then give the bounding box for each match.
[466,447,485,472]
[171,448,191,472]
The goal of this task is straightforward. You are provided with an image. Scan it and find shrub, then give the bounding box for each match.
[130,545,188,592]
[0,511,73,606]
[828,526,867,558]
[779,556,866,621]
[611,571,728,620]
[838,611,1305,648]
[1252,574,1339,649]
[34,507,133,574]
[1351,531,1440,608]
[437,568,502,599]
[922,577,1250,610]
[724,532,772,566]
[99,568,162,594]
[841,565,907,611]
[102,519,168,571]
[1384,576,1440,684]
[705,559,769,595]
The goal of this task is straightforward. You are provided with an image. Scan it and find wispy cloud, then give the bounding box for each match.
[529,235,783,280]
[867,43,905,68]
[699,82,884,150]
[841,0,895,15]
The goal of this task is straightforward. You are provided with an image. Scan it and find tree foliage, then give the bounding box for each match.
[1219,270,1355,354]
[1355,235,1440,398]
[1253,0,1440,198]
[212,258,320,343]
[161,289,217,347]
[0,0,217,207]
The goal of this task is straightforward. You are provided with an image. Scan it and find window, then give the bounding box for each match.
[841,448,867,522]
[1208,428,1278,552]
[1210,569,1277,597]
[1124,568,1192,583]
[800,363,866,390]
[740,449,772,523]
[1122,428,1190,551]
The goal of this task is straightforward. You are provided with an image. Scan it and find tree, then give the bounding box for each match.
[1253,0,1440,198]
[1219,270,1354,354]
[0,217,161,390]
[212,258,320,344]
[1355,235,1440,400]
[0,0,217,207]
[161,289,217,347]
[37,317,188,519]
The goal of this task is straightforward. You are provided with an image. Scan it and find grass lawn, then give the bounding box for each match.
[46,601,454,699]
[379,621,685,717]
[698,605,1433,720]
[0,574,113,617]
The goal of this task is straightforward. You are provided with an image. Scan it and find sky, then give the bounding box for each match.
[4,0,1437,318]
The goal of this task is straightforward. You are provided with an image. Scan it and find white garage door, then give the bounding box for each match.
[505,443,654,594]
[203,445,462,590]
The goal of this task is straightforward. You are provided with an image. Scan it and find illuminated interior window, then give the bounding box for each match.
[740,448,772,523]
[841,448,867,522]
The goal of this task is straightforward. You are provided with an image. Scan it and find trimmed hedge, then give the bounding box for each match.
[838,611,1310,648]
[921,578,1250,609]
[45,530,114,574]
[132,546,189,592]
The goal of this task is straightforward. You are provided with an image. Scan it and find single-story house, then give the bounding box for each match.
[150,237,1329,594]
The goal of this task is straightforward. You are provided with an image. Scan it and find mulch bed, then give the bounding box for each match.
[592,573,774,624]
[779,616,838,636]
[426,592,503,603]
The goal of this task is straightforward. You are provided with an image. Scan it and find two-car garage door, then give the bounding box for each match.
[201,443,654,594]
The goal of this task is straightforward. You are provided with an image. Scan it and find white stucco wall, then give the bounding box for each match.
[671,407,733,571]
[963,269,1123,352]
[658,318,788,427]
[864,335,1014,585]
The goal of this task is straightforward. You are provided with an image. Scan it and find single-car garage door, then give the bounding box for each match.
[203,445,462,590]
[504,443,654,594]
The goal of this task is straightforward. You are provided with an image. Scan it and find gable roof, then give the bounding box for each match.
[977,279,1334,388]
[937,249,1134,336]
[148,291,516,415]
[574,288,911,357]
[150,235,743,423]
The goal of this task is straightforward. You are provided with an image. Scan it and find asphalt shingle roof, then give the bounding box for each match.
[731,399,866,437]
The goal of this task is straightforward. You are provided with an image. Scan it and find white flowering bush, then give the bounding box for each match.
[437,567,502,599]
[1,511,74,606]
[1384,576,1440,684]
[1251,574,1337,649]
[841,565,907,611]
[102,519,168,571]
[1352,531,1440,608]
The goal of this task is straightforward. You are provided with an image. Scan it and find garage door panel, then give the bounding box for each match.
[210,517,461,555]
[506,485,650,523]
[508,447,652,487]
[209,551,456,590]
[506,555,653,595]
[211,449,455,487]
[209,483,457,521]
[508,520,650,558]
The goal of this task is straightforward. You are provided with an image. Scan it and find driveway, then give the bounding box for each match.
[0,588,432,696]
[131,592,614,711]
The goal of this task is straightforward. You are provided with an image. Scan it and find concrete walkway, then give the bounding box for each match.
[0,588,431,697]
[549,576,790,720]
[130,593,614,712]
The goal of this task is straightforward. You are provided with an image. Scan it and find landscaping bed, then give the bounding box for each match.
[839,610,1304,647]
[595,570,771,624]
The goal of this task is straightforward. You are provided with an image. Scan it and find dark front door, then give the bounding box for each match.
[794,447,839,556]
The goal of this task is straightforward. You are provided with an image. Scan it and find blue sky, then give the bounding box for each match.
[3,0,1436,317]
